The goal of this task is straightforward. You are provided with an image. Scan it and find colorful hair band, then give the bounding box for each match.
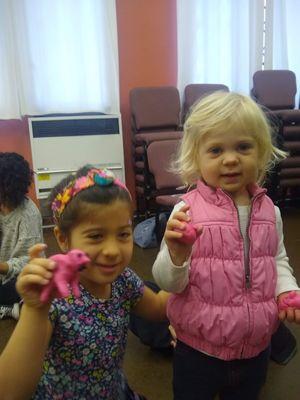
[51,168,130,222]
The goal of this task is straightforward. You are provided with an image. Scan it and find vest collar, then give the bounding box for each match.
[196,180,266,207]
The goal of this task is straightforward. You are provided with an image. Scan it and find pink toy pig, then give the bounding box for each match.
[40,249,90,303]
[175,222,198,245]
[278,291,300,310]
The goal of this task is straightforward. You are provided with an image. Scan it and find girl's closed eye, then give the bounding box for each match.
[88,232,104,241]
[118,230,132,241]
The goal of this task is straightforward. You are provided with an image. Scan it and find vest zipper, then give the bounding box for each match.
[237,192,263,358]
[232,198,250,359]
[244,201,253,289]
[240,201,252,358]
[231,199,251,289]
[244,192,264,288]
[219,188,265,357]
[225,191,263,289]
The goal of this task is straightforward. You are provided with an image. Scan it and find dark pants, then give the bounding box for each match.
[173,341,270,400]
[0,279,20,305]
[271,322,297,364]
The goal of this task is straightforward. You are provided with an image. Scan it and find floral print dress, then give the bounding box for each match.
[33,268,144,400]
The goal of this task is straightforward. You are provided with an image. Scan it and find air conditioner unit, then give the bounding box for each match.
[28,114,125,200]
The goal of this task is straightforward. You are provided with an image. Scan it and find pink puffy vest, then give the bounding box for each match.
[167,180,279,360]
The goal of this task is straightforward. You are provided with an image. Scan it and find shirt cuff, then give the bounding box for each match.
[166,249,191,270]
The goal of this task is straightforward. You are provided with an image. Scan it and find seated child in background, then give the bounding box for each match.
[0,152,43,320]
[0,166,169,400]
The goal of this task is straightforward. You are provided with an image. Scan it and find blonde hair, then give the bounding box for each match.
[174,91,287,186]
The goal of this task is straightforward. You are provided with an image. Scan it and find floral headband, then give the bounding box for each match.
[51,168,130,223]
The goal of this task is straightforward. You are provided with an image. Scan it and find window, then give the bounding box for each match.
[177,0,300,96]
[0,0,119,119]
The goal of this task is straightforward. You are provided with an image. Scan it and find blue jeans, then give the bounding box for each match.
[173,340,270,400]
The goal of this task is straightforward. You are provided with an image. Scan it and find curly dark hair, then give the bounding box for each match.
[0,152,33,209]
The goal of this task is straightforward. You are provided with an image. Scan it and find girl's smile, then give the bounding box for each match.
[94,262,120,274]
[221,173,241,184]
[56,199,133,298]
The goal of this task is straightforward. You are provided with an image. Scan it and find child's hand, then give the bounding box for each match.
[164,205,202,266]
[16,244,57,309]
[278,291,300,324]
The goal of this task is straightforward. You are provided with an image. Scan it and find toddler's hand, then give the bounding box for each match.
[278,291,300,324]
[16,243,57,309]
[174,222,197,245]
[164,205,202,266]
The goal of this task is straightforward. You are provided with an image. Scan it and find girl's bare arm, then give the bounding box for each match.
[0,244,55,400]
[132,286,170,321]
[0,306,53,400]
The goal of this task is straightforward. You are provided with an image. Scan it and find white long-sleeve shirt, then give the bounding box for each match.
[152,201,299,296]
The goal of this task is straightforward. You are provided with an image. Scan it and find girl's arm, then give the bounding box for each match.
[275,206,299,296]
[152,240,190,293]
[274,207,300,324]
[0,306,53,400]
[152,201,191,293]
[0,244,55,400]
[132,286,170,321]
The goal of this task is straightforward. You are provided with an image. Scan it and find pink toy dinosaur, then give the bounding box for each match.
[278,291,300,310]
[40,250,90,303]
[175,222,198,245]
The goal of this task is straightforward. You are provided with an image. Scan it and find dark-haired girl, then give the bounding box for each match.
[0,166,169,399]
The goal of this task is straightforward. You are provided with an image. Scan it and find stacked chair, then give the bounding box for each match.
[130,86,183,216]
[182,83,229,123]
[147,139,184,241]
[251,70,300,204]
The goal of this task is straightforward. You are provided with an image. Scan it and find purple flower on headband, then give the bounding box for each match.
[51,199,61,212]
